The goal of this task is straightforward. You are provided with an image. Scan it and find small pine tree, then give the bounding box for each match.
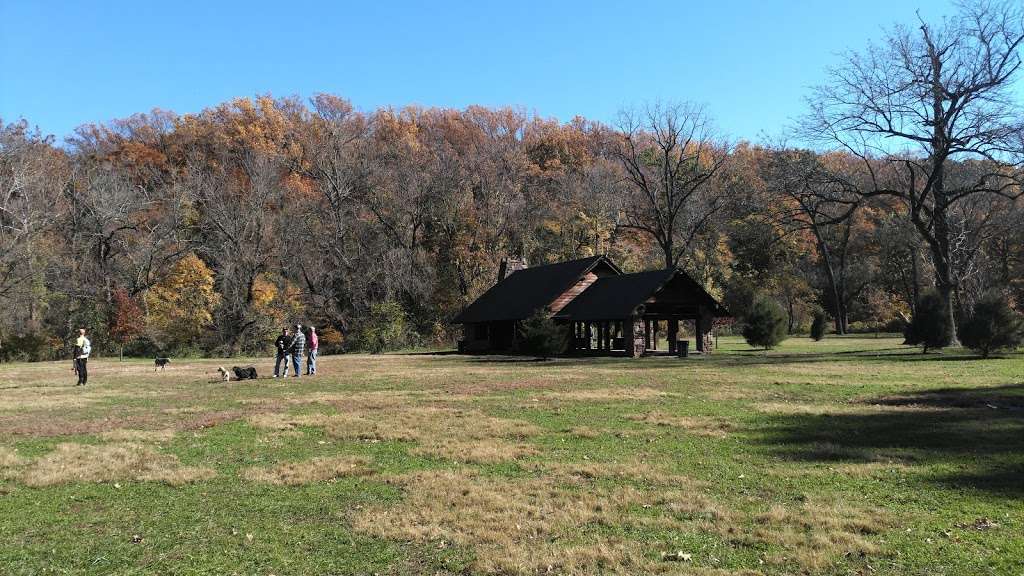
[743,297,788,350]
[907,289,953,353]
[960,291,1024,358]
[519,309,568,359]
[810,310,827,341]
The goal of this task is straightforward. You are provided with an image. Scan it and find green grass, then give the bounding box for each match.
[0,336,1022,575]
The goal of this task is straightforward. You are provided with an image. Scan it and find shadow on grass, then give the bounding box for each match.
[410,345,1020,374]
[758,383,1024,496]
[467,357,554,364]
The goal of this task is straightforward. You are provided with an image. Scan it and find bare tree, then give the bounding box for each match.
[804,0,1024,344]
[0,120,67,330]
[764,149,872,334]
[290,95,373,328]
[188,150,283,353]
[615,102,731,269]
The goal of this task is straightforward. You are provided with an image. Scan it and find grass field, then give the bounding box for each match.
[1,335,1022,575]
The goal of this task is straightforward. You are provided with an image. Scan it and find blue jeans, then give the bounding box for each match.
[306,349,317,375]
[290,353,301,377]
[274,353,290,377]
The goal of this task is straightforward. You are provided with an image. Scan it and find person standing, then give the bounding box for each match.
[289,324,306,378]
[306,326,318,375]
[72,328,91,386]
[273,327,292,378]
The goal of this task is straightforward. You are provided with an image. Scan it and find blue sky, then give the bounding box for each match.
[1,1,959,142]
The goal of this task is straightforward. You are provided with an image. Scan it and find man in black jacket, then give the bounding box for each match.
[273,327,292,378]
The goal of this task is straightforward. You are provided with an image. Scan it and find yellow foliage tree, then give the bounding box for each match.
[145,253,220,349]
[247,275,305,348]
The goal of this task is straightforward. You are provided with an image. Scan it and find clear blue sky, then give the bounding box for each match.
[1,0,959,143]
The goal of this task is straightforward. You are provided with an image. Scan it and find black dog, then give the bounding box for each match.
[232,366,258,380]
[154,357,171,371]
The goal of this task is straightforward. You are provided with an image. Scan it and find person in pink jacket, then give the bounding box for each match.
[306,326,319,375]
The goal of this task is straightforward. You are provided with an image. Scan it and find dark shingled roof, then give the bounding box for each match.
[554,268,728,321]
[452,256,616,324]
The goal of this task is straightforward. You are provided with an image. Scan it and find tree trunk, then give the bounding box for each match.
[937,279,960,347]
[910,247,920,316]
[787,298,796,334]
[926,36,960,347]
[811,226,845,335]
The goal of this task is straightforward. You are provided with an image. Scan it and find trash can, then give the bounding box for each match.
[678,340,689,358]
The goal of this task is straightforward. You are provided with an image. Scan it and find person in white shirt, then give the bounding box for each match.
[73,328,91,386]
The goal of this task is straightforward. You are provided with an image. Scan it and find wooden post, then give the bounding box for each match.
[667,319,678,353]
[585,322,592,350]
[625,316,645,358]
[696,308,714,354]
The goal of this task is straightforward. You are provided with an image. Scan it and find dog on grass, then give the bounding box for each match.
[232,366,258,380]
[217,366,231,382]
[154,357,171,371]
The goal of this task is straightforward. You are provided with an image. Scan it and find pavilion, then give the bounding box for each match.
[453,256,729,357]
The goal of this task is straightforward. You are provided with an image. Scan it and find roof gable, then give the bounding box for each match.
[452,256,620,323]
[554,268,729,321]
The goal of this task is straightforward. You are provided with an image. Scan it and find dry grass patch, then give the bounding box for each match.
[0,446,28,480]
[19,442,215,487]
[754,499,886,572]
[0,446,26,467]
[0,387,123,411]
[438,374,589,395]
[240,390,431,410]
[160,406,204,415]
[410,438,539,464]
[97,428,176,443]
[319,407,540,442]
[753,401,946,416]
[533,387,670,403]
[564,425,602,438]
[533,460,703,491]
[245,412,329,431]
[628,412,734,438]
[704,385,761,401]
[322,407,541,463]
[243,455,372,485]
[247,407,542,463]
[753,402,838,416]
[829,460,913,477]
[353,468,689,575]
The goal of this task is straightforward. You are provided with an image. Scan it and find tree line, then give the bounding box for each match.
[1,0,1022,360]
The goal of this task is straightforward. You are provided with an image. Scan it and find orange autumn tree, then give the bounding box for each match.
[109,288,145,360]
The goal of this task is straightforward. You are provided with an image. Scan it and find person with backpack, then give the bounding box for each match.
[306,326,318,375]
[72,328,91,386]
[289,324,306,378]
[273,327,292,378]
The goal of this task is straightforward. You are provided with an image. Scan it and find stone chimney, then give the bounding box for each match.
[497,256,529,282]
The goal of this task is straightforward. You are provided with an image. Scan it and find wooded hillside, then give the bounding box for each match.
[2,1,1022,358]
